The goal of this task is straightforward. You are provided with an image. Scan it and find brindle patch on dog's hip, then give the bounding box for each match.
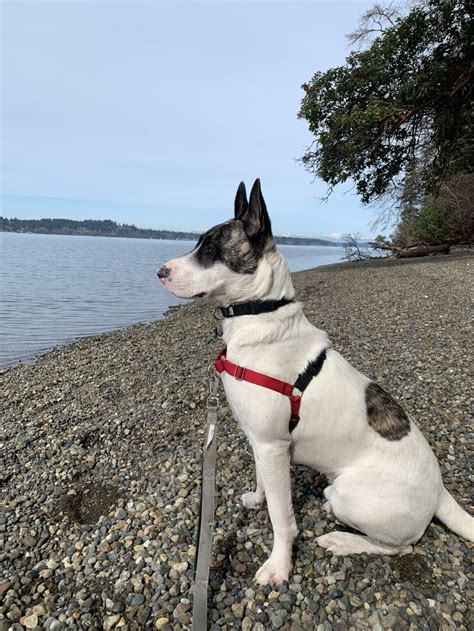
[365,382,411,441]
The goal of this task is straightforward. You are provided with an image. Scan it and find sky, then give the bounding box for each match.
[1,1,379,238]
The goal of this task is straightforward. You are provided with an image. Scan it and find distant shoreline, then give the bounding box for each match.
[0,217,344,247]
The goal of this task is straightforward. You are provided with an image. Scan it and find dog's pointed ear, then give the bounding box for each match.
[234,181,248,219]
[241,178,272,239]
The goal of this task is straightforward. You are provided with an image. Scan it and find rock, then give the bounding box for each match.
[104,615,121,630]
[381,613,398,629]
[231,602,244,619]
[350,595,363,608]
[32,605,45,616]
[270,614,285,629]
[114,508,127,520]
[20,614,38,629]
[126,593,145,607]
[172,561,188,574]
[7,606,22,622]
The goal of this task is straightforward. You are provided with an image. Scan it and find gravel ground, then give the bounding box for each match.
[1,253,473,631]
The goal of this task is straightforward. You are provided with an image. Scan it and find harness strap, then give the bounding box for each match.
[214,348,327,432]
[294,349,327,392]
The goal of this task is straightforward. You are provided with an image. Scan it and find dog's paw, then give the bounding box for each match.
[317,531,410,556]
[241,491,264,510]
[317,533,348,555]
[322,501,332,514]
[255,557,290,586]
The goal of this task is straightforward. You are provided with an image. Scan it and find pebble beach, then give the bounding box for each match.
[1,253,473,631]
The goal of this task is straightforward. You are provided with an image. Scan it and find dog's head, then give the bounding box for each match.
[157,179,279,304]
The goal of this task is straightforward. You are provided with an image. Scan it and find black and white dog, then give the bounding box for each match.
[158,179,473,586]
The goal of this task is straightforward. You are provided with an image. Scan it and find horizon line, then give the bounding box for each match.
[0,215,374,241]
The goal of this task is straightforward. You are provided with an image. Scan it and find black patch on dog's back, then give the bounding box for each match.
[194,220,270,274]
[365,383,411,441]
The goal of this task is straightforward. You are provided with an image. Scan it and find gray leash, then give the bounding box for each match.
[192,368,220,631]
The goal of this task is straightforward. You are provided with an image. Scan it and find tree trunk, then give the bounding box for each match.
[396,243,450,258]
[370,242,451,258]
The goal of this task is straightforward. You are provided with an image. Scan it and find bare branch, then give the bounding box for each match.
[342,234,378,261]
[346,2,404,48]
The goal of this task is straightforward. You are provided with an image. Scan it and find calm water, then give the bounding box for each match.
[0,232,345,369]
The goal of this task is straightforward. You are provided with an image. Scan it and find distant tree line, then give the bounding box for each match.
[0,217,199,241]
[0,216,339,247]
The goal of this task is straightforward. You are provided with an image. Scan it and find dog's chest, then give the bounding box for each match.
[219,369,298,443]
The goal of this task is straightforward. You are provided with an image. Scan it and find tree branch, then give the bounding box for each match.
[377,61,474,126]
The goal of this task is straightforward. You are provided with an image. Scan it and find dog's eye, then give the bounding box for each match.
[204,243,216,256]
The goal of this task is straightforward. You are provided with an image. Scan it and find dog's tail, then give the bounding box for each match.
[435,487,474,541]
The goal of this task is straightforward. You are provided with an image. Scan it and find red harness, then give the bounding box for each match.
[214,347,324,432]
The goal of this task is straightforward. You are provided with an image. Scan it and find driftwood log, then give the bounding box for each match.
[369,242,451,258]
[396,243,450,258]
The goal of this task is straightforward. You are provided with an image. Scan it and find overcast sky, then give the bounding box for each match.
[2,1,379,238]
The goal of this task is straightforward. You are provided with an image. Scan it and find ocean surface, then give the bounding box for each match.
[0,232,346,369]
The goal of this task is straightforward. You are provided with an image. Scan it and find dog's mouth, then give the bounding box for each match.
[192,292,208,299]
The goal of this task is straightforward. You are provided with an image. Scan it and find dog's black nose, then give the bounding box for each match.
[157,265,171,279]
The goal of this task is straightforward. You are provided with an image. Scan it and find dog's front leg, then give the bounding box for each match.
[242,447,266,509]
[252,439,297,586]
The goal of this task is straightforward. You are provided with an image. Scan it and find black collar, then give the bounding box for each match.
[219,297,294,318]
